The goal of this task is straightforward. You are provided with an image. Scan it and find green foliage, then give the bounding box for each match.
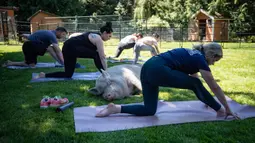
[134,0,156,20]
[6,0,87,20]
[2,0,255,34]
[114,2,127,16]
[152,0,255,31]
[5,0,119,21]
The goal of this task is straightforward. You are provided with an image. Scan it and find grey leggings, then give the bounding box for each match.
[121,56,221,116]
[133,43,157,64]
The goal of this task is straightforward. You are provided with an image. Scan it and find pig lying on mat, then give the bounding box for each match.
[88,64,142,100]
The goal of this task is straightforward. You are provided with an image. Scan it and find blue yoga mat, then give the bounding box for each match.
[6,62,85,69]
[30,72,101,83]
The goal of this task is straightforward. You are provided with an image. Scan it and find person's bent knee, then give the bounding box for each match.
[65,73,73,78]
[118,46,124,51]
[118,43,126,50]
[138,108,157,116]
[64,71,74,78]
[143,110,156,116]
[147,110,157,116]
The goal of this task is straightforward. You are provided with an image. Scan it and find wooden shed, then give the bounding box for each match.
[0,6,19,42]
[27,10,63,33]
[188,9,231,42]
[0,6,19,17]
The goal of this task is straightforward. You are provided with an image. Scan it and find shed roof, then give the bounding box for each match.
[27,10,58,21]
[192,9,231,20]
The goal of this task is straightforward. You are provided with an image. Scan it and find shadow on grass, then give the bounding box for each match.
[0,51,25,64]
[0,125,75,143]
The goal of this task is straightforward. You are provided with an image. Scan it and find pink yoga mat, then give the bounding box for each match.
[74,97,255,133]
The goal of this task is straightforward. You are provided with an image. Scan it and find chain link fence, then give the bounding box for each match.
[1,14,254,48]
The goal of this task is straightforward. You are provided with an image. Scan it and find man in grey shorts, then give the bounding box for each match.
[113,33,143,58]
[133,33,160,64]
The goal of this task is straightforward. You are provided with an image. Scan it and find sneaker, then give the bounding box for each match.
[40,96,51,109]
[49,96,69,107]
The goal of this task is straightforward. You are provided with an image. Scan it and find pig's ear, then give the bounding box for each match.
[88,87,102,96]
[101,69,111,79]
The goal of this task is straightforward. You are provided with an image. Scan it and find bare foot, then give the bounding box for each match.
[33,72,45,79]
[95,103,121,117]
[216,107,226,117]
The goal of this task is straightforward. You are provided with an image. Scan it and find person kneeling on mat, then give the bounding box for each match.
[34,22,113,79]
[2,27,67,67]
[96,42,240,120]
[112,33,143,58]
[133,33,160,64]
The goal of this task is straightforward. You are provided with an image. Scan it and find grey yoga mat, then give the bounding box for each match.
[74,96,255,133]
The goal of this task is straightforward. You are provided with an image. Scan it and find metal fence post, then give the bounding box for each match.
[74,15,78,32]
[119,15,121,41]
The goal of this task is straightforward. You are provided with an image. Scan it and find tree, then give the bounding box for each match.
[5,0,86,21]
[114,2,127,16]
[154,0,210,27]
[134,0,156,20]
[208,0,255,32]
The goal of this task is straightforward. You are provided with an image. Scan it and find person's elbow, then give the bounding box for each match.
[210,84,220,93]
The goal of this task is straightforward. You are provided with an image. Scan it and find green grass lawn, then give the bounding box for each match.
[0,42,255,143]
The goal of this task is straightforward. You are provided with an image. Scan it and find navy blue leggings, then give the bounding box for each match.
[121,56,221,116]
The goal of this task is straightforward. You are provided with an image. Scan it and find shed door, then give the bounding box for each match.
[199,19,206,41]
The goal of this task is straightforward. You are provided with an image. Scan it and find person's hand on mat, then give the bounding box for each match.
[216,107,226,117]
[216,107,240,120]
[95,103,121,117]
[225,109,240,120]
[33,72,46,80]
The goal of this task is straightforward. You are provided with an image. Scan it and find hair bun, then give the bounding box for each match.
[105,22,112,28]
